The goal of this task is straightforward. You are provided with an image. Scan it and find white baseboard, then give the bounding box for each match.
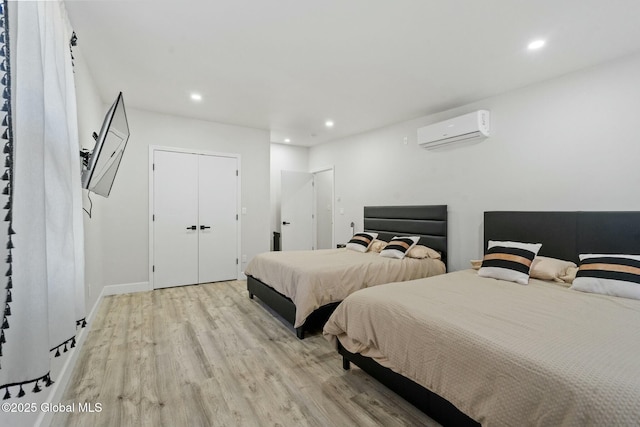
[103,281,151,296]
[87,286,106,324]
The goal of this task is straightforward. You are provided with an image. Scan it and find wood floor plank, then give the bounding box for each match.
[139,291,163,427]
[54,280,439,426]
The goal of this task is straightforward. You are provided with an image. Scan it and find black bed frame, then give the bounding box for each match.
[339,210,640,427]
[248,205,448,339]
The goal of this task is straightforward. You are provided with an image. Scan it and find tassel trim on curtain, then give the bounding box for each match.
[2,372,54,400]
[6,316,86,399]
[3,315,86,399]
[50,336,75,358]
[49,318,86,357]
[0,0,13,372]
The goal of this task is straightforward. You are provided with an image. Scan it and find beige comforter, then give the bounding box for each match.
[244,248,445,328]
[324,269,640,426]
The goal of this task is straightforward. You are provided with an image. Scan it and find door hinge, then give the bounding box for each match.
[236,214,238,220]
[153,163,155,171]
[236,258,238,265]
[236,170,238,176]
[152,265,155,272]
[153,214,155,221]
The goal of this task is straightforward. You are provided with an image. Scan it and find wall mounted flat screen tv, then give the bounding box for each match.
[81,92,130,197]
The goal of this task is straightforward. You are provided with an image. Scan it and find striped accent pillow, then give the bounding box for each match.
[570,254,640,300]
[379,236,419,259]
[345,232,378,253]
[477,241,542,285]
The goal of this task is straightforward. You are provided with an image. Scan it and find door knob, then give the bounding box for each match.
[200,225,211,230]
[282,221,290,225]
[186,225,197,230]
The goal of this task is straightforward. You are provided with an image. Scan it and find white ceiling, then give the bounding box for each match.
[65,0,640,146]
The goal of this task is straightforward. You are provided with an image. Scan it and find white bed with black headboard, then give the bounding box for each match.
[246,205,448,339]
[325,210,640,426]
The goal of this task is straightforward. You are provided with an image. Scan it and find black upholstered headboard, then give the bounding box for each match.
[484,211,640,264]
[364,205,448,266]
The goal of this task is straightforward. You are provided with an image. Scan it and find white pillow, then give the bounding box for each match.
[477,240,542,285]
[345,232,378,253]
[570,254,640,300]
[379,236,419,259]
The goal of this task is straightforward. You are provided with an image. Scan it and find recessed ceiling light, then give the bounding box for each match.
[325,120,334,128]
[284,138,291,143]
[527,39,546,50]
[190,93,203,101]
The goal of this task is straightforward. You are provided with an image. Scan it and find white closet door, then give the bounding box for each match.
[281,170,314,251]
[153,150,199,288]
[198,155,238,283]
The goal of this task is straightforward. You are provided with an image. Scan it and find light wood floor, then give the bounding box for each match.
[53,281,439,427]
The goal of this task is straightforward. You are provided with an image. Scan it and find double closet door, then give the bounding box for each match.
[153,150,238,289]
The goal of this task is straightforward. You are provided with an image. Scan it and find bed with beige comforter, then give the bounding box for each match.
[244,248,445,328]
[324,269,640,426]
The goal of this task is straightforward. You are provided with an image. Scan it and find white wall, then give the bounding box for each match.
[74,45,108,311]
[270,143,309,247]
[73,50,270,293]
[309,52,640,272]
[93,108,271,286]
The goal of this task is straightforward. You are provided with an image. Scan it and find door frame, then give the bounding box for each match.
[148,145,242,288]
[311,165,335,249]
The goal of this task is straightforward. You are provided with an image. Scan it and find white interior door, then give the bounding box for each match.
[153,151,199,288]
[198,155,238,282]
[314,169,334,250]
[281,170,313,251]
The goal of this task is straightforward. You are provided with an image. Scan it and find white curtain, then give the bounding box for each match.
[0,0,85,398]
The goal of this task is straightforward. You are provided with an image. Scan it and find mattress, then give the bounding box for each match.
[323,269,640,426]
[244,248,445,328]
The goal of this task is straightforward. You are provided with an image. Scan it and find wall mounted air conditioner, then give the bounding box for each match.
[417,110,490,149]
